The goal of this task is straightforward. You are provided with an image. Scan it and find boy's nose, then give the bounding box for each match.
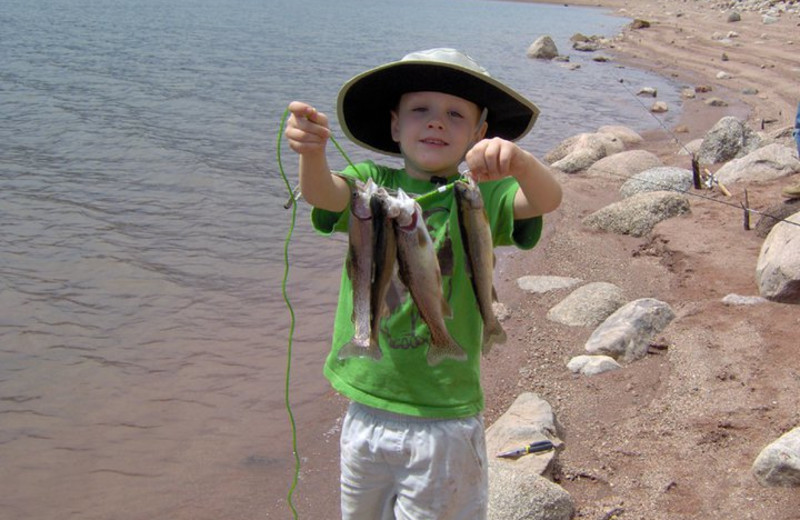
[427,118,444,130]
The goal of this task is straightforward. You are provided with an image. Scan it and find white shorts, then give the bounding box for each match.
[339,401,488,520]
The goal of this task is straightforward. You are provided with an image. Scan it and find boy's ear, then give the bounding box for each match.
[475,120,488,142]
[390,110,400,142]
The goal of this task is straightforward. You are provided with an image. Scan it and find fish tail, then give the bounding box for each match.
[338,337,382,361]
[426,335,468,366]
[481,319,507,355]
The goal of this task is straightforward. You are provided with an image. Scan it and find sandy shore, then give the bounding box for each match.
[480,1,800,518]
[530,0,798,129]
[276,2,800,518]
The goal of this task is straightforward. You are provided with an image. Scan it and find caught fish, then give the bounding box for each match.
[393,189,467,366]
[339,179,382,361]
[454,176,507,354]
[368,188,397,354]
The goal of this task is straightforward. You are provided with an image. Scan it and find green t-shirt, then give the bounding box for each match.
[311,161,542,419]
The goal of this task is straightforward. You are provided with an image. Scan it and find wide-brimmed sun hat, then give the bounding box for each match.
[337,48,540,156]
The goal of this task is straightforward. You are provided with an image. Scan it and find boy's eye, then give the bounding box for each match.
[448,110,464,119]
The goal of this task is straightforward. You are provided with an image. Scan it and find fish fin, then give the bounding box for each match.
[427,337,468,366]
[338,338,382,362]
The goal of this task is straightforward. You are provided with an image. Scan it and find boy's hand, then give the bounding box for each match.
[466,137,562,219]
[464,137,530,183]
[285,101,331,156]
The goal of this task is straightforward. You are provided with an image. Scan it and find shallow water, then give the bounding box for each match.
[0,0,682,517]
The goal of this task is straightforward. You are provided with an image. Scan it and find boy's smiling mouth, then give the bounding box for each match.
[420,137,448,146]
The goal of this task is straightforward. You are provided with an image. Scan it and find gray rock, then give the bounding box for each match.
[651,101,669,113]
[721,294,768,306]
[487,393,573,519]
[547,282,626,327]
[752,427,800,487]
[517,275,582,294]
[637,86,658,97]
[493,301,511,321]
[489,465,575,520]
[754,199,800,238]
[587,149,662,180]
[567,354,622,375]
[714,143,800,185]
[705,97,729,107]
[486,393,560,478]
[755,211,800,303]
[697,116,762,165]
[677,138,704,156]
[549,133,625,173]
[597,125,644,147]
[527,36,559,59]
[573,40,600,52]
[584,298,675,362]
[619,166,694,199]
[582,191,691,237]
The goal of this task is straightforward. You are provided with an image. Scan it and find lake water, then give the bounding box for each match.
[0,0,681,517]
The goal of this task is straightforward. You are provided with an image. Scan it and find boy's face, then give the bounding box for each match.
[391,91,487,180]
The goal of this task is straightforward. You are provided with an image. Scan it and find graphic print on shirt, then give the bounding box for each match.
[380,205,455,352]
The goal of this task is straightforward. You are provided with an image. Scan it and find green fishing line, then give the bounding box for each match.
[276,108,364,519]
[276,108,300,519]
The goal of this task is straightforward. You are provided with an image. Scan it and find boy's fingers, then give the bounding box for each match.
[285,126,328,147]
[287,101,329,127]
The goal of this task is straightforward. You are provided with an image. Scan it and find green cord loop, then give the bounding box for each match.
[277,108,300,519]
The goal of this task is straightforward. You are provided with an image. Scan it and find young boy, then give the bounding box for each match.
[285,48,562,519]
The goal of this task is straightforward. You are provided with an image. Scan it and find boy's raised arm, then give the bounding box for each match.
[285,101,350,213]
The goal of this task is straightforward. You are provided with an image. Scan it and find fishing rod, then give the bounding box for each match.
[602,77,800,230]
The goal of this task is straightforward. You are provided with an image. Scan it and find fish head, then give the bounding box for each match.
[370,188,399,219]
[350,180,376,221]
[393,188,419,229]
[454,178,484,210]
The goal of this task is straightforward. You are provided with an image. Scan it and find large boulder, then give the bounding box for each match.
[586,149,663,180]
[597,125,644,147]
[583,191,691,237]
[714,143,800,185]
[584,298,675,362]
[488,466,575,520]
[548,132,625,173]
[696,116,762,165]
[547,282,626,327]
[619,166,694,199]
[752,427,800,487]
[755,210,800,303]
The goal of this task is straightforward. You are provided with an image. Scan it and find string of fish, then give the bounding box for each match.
[276,108,488,517]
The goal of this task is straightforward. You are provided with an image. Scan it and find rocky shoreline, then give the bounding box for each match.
[482,1,800,517]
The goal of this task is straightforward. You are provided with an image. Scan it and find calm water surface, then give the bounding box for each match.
[0,0,681,517]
